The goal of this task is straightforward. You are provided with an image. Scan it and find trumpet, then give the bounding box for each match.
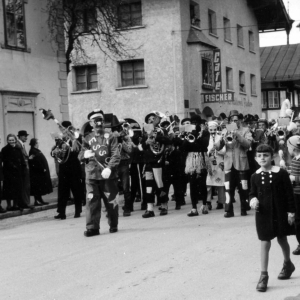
[121,122,134,137]
[224,131,236,144]
[185,133,195,143]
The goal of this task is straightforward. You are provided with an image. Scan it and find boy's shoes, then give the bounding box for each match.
[187,210,199,217]
[158,206,163,211]
[278,261,295,280]
[241,210,247,216]
[224,212,234,218]
[207,202,212,211]
[292,245,300,255]
[123,210,131,217]
[160,208,168,216]
[256,274,269,292]
[142,210,155,218]
[200,205,209,214]
[216,203,224,209]
[84,229,100,237]
[109,228,118,233]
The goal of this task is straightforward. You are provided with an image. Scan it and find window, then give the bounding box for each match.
[237,24,243,47]
[250,74,256,95]
[202,58,213,88]
[120,60,145,87]
[268,91,279,108]
[249,30,255,52]
[3,0,26,49]
[223,17,231,41]
[75,65,98,91]
[208,10,217,35]
[226,67,233,90]
[78,9,97,33]
[190,1,200,27]
[239,71,245,93]
[118,1,142,28]
[262,91,267,109]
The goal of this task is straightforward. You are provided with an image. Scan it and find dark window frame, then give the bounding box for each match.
[208,9,217,35]
[120,59,145,87]
[223,17,231,41]
[3,0,27,51]
[239,70,246,93]
[202,57,214,89]
[74,65,98,91]
[250,74,256,95]
[249,30,255,52]
[118,1,142,29]
[237,24,244,47]
[226,67,233,91]
[190,1,200,28]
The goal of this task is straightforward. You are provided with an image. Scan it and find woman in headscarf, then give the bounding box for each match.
[29,138,52,205]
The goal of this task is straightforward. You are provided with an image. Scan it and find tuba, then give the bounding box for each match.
[40,109,80,164]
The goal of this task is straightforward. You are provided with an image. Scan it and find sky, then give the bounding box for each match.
[259,0,300,47]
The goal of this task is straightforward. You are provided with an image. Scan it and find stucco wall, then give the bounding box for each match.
[0,0,67,179]
[179,0,262,118]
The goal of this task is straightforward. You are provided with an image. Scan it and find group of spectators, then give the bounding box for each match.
[0,130,52,213]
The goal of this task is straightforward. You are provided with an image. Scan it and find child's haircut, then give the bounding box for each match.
[256,144,274,156]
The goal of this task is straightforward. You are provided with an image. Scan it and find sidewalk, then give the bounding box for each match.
[0,188,59,220]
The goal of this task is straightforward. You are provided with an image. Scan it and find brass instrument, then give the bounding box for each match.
[40,108,107,169]
[121,122,134,137]
[148,127,165,155]
[185,133,195,143]
[224,130,236,144]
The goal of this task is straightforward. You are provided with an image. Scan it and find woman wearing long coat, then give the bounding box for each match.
[29,138,52,205]
[2,134,27,210]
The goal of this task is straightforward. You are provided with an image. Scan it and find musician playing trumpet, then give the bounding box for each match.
[140,111,171,218]
[180,114,210,217]
[215,110,253,218]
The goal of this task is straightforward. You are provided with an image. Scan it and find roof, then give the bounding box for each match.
[187,28,217,48]
[247,0,294,32]
[260,44,300,82]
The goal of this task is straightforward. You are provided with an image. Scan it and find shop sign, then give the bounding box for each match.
[213,49,221,91]
[202,92,234,103]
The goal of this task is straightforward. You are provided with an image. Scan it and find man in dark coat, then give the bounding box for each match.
[0,141,6,213]
[51,121,83,219]
[16,130,33,208]
[28,138,52,205]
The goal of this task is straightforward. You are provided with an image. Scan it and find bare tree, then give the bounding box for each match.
[46,0,136,74]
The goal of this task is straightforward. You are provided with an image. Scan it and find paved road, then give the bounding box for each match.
[1,198,300,300]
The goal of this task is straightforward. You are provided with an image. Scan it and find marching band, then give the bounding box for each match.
[41,99,300,238]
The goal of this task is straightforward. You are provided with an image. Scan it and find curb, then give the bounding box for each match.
[0,203,58,220]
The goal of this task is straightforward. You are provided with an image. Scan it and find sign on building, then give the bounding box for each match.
[202,92,234,103]
[213,49,221,91]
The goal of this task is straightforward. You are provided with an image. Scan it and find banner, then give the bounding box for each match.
[213,49,221,91]
[202,92,234,103]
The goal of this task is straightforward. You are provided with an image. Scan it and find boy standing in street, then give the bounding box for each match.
[249,144,295,292]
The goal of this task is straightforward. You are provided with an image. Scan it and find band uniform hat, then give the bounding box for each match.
[257,118,269,127]
[124,118,141,130]
[200,119,207,125]
[17,130,29,137]
[160,120,171,128]
[219,113,227,120]
[61,121,72,128]
[87,109,104,120]
[254,114,259,122]
[145,112,157,123]
[110,114,122,128]
[244,114,255,123]
[190,114,202,124]
[181,118,191,125]
[228,110,239,119]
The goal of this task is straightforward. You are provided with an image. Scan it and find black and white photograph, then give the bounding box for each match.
[1,0,300,299]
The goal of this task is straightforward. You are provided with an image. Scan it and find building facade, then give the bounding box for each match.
[0,0,68,179]
[260,43,300,120]
[68,0,291,127]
